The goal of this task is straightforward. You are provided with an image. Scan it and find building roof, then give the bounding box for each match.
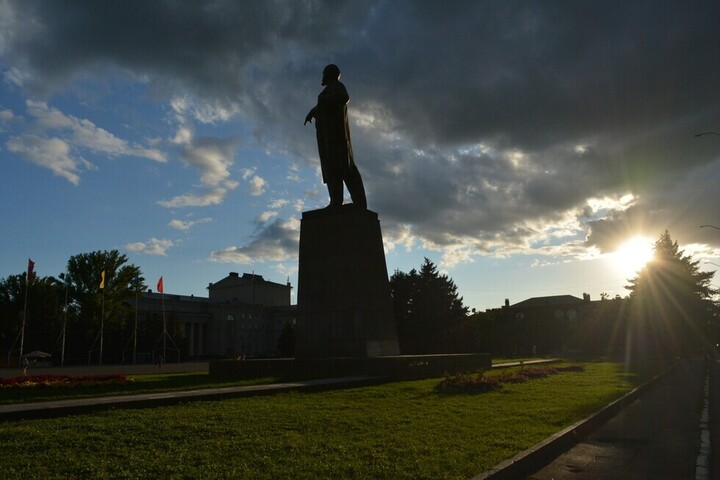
[510,295,585,308]
[209,272,290,290]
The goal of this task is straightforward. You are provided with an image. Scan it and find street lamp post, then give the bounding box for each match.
[700,225,720,231]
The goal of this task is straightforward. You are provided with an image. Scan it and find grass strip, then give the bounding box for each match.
[0,362,635,479]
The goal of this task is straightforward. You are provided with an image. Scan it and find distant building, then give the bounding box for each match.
[493,294,620,355]
[134,272,295,360]
[208,272,291,306]
[508,294,585,321]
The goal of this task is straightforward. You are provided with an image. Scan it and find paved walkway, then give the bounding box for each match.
[492,358,561,369]
[0,376,381,421]
[527,359,707,480]
[0,361,208,378]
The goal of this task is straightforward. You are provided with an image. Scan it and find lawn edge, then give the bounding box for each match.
[471,363,676,480]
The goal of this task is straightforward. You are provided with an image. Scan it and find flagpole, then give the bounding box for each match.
[162,289,166,364]
[19,268,30,365]
[61,273,68,367]
[133,287,138,365]
[19,283,28,362]
[99,285,105,366]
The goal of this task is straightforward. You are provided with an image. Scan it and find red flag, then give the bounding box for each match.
[27,258,35,282]
[157,276,164,293]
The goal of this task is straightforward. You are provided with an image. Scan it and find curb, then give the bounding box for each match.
[472,363,677,480]
[0,376,382,421]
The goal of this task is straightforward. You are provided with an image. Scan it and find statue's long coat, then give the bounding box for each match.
[314,80,355,183]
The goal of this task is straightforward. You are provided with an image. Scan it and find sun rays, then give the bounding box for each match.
[613,236,655,278]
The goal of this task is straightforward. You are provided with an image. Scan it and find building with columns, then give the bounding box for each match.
[134,272,294,360]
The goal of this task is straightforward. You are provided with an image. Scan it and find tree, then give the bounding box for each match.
[65,250,144,363]
[0,272,64,365]
[390,258,469,354]
[625,230,718,363]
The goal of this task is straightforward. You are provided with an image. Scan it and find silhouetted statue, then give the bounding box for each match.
[305,64,367,209]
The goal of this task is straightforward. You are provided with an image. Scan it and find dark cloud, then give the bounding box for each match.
[587,158,720,252]
[350,1,720,253]
[3,0,375,104]
[352,2,720,149]
[210,217,300,264]
[4,0,720,259]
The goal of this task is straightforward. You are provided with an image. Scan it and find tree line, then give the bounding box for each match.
[1,250,146,366]
[389,231,718,364]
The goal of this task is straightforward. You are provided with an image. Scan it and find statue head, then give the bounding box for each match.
[321,64,341,85]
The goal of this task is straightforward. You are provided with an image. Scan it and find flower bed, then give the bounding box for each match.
[0,374,131,389]
[436,365,585,394]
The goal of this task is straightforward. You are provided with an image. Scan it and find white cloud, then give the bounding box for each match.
[159,114,239,208]
[159,187,231,208]
[239,165,267,196]
[439,246,476,269]
[287,162,302,182]
[2,66,30,87]
[171,125,192,145]
[257,210,278,223]
[268,198,289,209]
[170,95,238,124]
[183,142,236,187]
[210,247,253,264]
[585,194,637,217]
[6,135,87,185]
[0,109,15,121]
[6,101,166,185]
[273,263,298,281]
[382,224,417,254]
[249,175,266,196]
[26,100,166,162]
[168,217,212,231]
[124,238,175,256]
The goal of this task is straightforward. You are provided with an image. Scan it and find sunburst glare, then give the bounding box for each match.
[613,236,655,278]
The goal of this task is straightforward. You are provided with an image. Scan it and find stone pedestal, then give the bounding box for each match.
[295,205,400,359]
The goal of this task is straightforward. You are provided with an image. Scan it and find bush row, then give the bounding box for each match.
[436,365,585,394]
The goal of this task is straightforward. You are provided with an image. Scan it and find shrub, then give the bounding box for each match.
[436,371,502,393]
[437,365,585,394]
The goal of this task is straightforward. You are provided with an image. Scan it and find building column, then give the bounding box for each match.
[187,322,195,357]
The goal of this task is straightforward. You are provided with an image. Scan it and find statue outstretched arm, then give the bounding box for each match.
[304,107,317,125]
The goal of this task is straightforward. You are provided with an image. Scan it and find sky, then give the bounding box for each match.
[1,0,720,311]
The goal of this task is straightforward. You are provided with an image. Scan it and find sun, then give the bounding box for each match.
[613,236,655,276]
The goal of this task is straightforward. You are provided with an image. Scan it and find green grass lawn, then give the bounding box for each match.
[0,362,636,479]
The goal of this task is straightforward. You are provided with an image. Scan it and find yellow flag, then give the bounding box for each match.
[100,270,106,289]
